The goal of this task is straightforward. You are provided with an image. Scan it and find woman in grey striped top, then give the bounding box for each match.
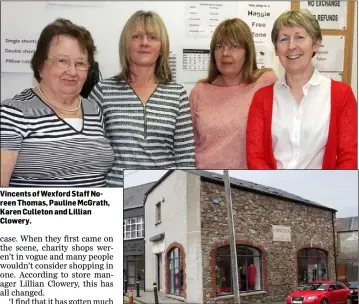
[0,19,114,187]
[89,11,195,187]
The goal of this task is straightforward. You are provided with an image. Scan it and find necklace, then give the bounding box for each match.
[37,85,82,113]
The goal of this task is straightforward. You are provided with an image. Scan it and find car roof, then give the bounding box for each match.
[308,280,332,284]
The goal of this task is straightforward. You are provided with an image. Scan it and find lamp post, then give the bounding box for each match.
[223,170,240,304]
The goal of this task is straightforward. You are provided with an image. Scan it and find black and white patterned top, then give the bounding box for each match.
[0,89,114,187]
[89,77,195,187]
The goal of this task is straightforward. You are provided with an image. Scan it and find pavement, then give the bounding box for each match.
[124,291,184,304]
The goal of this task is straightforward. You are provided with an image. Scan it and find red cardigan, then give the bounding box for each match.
[246,80,357,169]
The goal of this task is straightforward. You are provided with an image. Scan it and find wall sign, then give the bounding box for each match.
[272,225,291,242]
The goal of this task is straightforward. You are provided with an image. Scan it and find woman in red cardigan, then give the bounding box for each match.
[246,9,357,169]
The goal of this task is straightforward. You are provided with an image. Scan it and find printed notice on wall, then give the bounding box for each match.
[1,34,38,73]
[313,35,345,72]
[301,1,347,29]
[0,189,122,303]
[237,1,291,45]
[185,2,238,37]
[181,48,210,83]
[255,44,276,70]
[272,225,291,242]
[169,51,177,82]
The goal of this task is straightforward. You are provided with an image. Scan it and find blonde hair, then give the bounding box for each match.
[271,9,322,46]
[201,18,272,84]
[117,10,172,84]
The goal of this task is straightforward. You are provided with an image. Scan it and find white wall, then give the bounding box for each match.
[145,171,188,292]
[185,173,203,304]
[1,1,357,100]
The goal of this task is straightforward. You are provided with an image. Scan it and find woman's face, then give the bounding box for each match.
[214,42,246,79]
[275,26,320,75]
[128,23,162,69]
[39,35,89,98]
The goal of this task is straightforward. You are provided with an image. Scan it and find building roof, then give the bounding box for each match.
[144,170,337,213]
[124,181,156,210]
[336,217,358,232]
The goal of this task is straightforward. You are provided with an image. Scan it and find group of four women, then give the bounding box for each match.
[1,9,357,187]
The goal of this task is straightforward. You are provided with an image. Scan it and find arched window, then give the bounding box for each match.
[297,248,328,285]
[167,247,183,296]
[216,245,262,296]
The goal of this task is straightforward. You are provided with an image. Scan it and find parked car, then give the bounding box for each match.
[286,280,351,304]
[346,282,358,302]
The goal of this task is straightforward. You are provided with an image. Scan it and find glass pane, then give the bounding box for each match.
[307,248,318,256]
[318,258,328,280]
[238,256,248,291]
[126,232,131,239]
[298,257,309,285]
[131,231,136,238]
[137,259,145,281]
[249,256,260,291]
[216,256,232,296]
[217,246,230,256]
[237,245,247,255]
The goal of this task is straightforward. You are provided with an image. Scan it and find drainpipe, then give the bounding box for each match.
[331,212,338,281]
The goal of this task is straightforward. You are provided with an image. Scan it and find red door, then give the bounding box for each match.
[327,283,338,303]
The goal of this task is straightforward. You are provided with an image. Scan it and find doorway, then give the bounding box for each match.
[157,253,162,290]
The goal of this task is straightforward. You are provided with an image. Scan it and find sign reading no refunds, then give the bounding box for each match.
[301,1,347,29]
[272,225,292,242]
[1,34,38,73]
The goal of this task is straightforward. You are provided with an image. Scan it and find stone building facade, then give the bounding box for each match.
[143,170,337,304]
[200,178,336,303]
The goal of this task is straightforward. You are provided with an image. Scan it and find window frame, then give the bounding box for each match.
[215,245,263,296]
[167,247,183,296]
[156,202,162,224]
[123,216,144,240]
[297,248,328,286]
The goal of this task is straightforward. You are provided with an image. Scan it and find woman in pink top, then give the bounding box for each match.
[189,18,277,169]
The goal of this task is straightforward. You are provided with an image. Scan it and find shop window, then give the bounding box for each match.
[156,202,161,223]
[216,245,262,296]
[123,216,144,240]
[167,247,183,296]
[297,248,328,286]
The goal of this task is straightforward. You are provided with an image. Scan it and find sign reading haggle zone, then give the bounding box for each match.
[1,34,38,73]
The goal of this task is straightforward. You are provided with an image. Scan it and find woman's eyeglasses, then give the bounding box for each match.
[47,57,90,71]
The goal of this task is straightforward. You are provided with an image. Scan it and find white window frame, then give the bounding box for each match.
[123,216,144,240]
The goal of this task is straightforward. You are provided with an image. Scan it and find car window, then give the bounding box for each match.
[347,282,359,288]
[316,284,328,291]
[329,284,337,290]
[336,283,345,290]
[302,283,322,290]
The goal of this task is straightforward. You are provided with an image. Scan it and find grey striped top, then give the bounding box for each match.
[89,77,195,187]
[0,89,114,187]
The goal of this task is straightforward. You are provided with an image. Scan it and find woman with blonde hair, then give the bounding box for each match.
[246,9,357,169]
[189,18,277,169]
[89,11,195,187]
